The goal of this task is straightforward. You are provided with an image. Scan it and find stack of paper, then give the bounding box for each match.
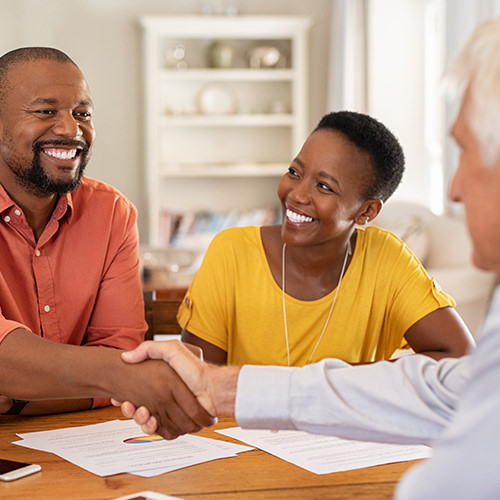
[13,419,252,477]
[217,427,432,474]
[13,419,432,478]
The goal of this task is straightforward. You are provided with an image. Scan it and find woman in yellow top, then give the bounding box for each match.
[178,111,474,366]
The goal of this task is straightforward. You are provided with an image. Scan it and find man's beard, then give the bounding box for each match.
[10,139,91,197]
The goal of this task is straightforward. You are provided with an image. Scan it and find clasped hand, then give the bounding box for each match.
[114,340,238,437]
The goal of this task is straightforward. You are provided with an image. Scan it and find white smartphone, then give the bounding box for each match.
[0,458,41,481]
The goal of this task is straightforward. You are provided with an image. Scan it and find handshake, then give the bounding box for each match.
[113,340,241,439]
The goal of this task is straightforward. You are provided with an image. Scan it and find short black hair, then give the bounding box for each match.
[314,111,405,202]
[0,47,77,107]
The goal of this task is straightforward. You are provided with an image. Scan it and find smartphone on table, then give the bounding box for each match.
[0,458,41,481]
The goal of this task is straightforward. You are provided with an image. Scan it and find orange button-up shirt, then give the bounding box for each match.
[0,177,147,407]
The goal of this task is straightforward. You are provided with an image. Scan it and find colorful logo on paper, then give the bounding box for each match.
[123,435,165,444]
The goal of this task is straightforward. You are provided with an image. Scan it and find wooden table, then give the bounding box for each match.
[0,406,418,499]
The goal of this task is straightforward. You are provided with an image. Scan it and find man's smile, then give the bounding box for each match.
[42,147,78,161]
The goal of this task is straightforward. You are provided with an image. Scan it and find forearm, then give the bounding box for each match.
[413,349,463,361]
[1,330,215,437]
[0,328,129,401]
[14,399,93,415]
[236,354,470,444]
[405,307,475,360]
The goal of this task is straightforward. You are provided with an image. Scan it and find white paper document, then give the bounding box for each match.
[217,427,432,475]
[13,419,252,477]
[112,492,182,500]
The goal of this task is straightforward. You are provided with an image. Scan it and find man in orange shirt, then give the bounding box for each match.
[0,47,213,438]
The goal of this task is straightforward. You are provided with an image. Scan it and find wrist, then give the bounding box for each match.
[209,365,240,418]
[80,348,128,400]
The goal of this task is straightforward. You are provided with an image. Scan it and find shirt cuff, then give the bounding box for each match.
[235,364,297,430]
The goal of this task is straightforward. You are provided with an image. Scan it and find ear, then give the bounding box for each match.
[355,199,383,225]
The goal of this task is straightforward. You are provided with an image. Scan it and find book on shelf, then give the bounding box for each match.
[159,206,281,253]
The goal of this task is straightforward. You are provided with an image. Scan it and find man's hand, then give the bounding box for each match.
[118,340,240,434]
[109,352,217,439]
[0,329,215,439]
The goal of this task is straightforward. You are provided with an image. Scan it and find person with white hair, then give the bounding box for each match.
[118,17,500,499]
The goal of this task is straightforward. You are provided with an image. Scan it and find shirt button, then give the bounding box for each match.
[44,305,50,313]
[35,249,41,257]
[14,209,21,216]
[4,215,10,222]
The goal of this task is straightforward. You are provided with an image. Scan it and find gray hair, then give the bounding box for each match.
[444,17,500,167]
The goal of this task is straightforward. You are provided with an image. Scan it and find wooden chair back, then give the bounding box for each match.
[143,288,187,340]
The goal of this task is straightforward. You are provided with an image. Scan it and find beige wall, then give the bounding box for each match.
[0,0,333,241]
[5,1,495,241]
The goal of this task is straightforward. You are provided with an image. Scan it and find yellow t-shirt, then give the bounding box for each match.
[177,226,455,366]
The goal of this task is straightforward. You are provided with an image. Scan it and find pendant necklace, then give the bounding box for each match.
[281,240,351,366]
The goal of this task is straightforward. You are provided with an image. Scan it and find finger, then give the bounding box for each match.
[121,341,156,363]
[110,398,122,407]
[122,340,191,363]
[168,377,217,428]
[155,413,202,441]
[120,401,137,418]
[121,339,184,364]
[152,365,215,434]
[134,406,152,426]
[154,410,186,440]
[157,425,184,441]
[140,416,159,435]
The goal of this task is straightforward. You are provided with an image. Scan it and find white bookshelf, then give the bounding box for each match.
[139,15,312,246]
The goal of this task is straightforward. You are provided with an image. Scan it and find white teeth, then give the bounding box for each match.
[286,208,313,223]
[44,149,77,160]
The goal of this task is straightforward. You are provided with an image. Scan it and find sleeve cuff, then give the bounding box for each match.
[235,364,297,430]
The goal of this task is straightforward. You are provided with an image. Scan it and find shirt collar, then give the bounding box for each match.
[0,182,74,221]
[53,193,73,222]
[0,183,15,214]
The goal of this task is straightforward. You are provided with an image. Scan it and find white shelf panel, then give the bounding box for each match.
[140,15,310,246]
[160,114,294,127]
[141,15,312,38]
[159,69,295,82]
[159,163,287,178]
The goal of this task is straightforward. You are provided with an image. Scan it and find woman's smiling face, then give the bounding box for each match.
[277,128,374,248]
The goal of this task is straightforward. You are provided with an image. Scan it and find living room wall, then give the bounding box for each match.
[1,0,498,241]
[0,0,333,241]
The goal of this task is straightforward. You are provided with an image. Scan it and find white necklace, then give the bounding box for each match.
[281,240,351,366]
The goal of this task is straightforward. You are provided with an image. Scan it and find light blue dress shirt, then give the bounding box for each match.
[235,288,500,498]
